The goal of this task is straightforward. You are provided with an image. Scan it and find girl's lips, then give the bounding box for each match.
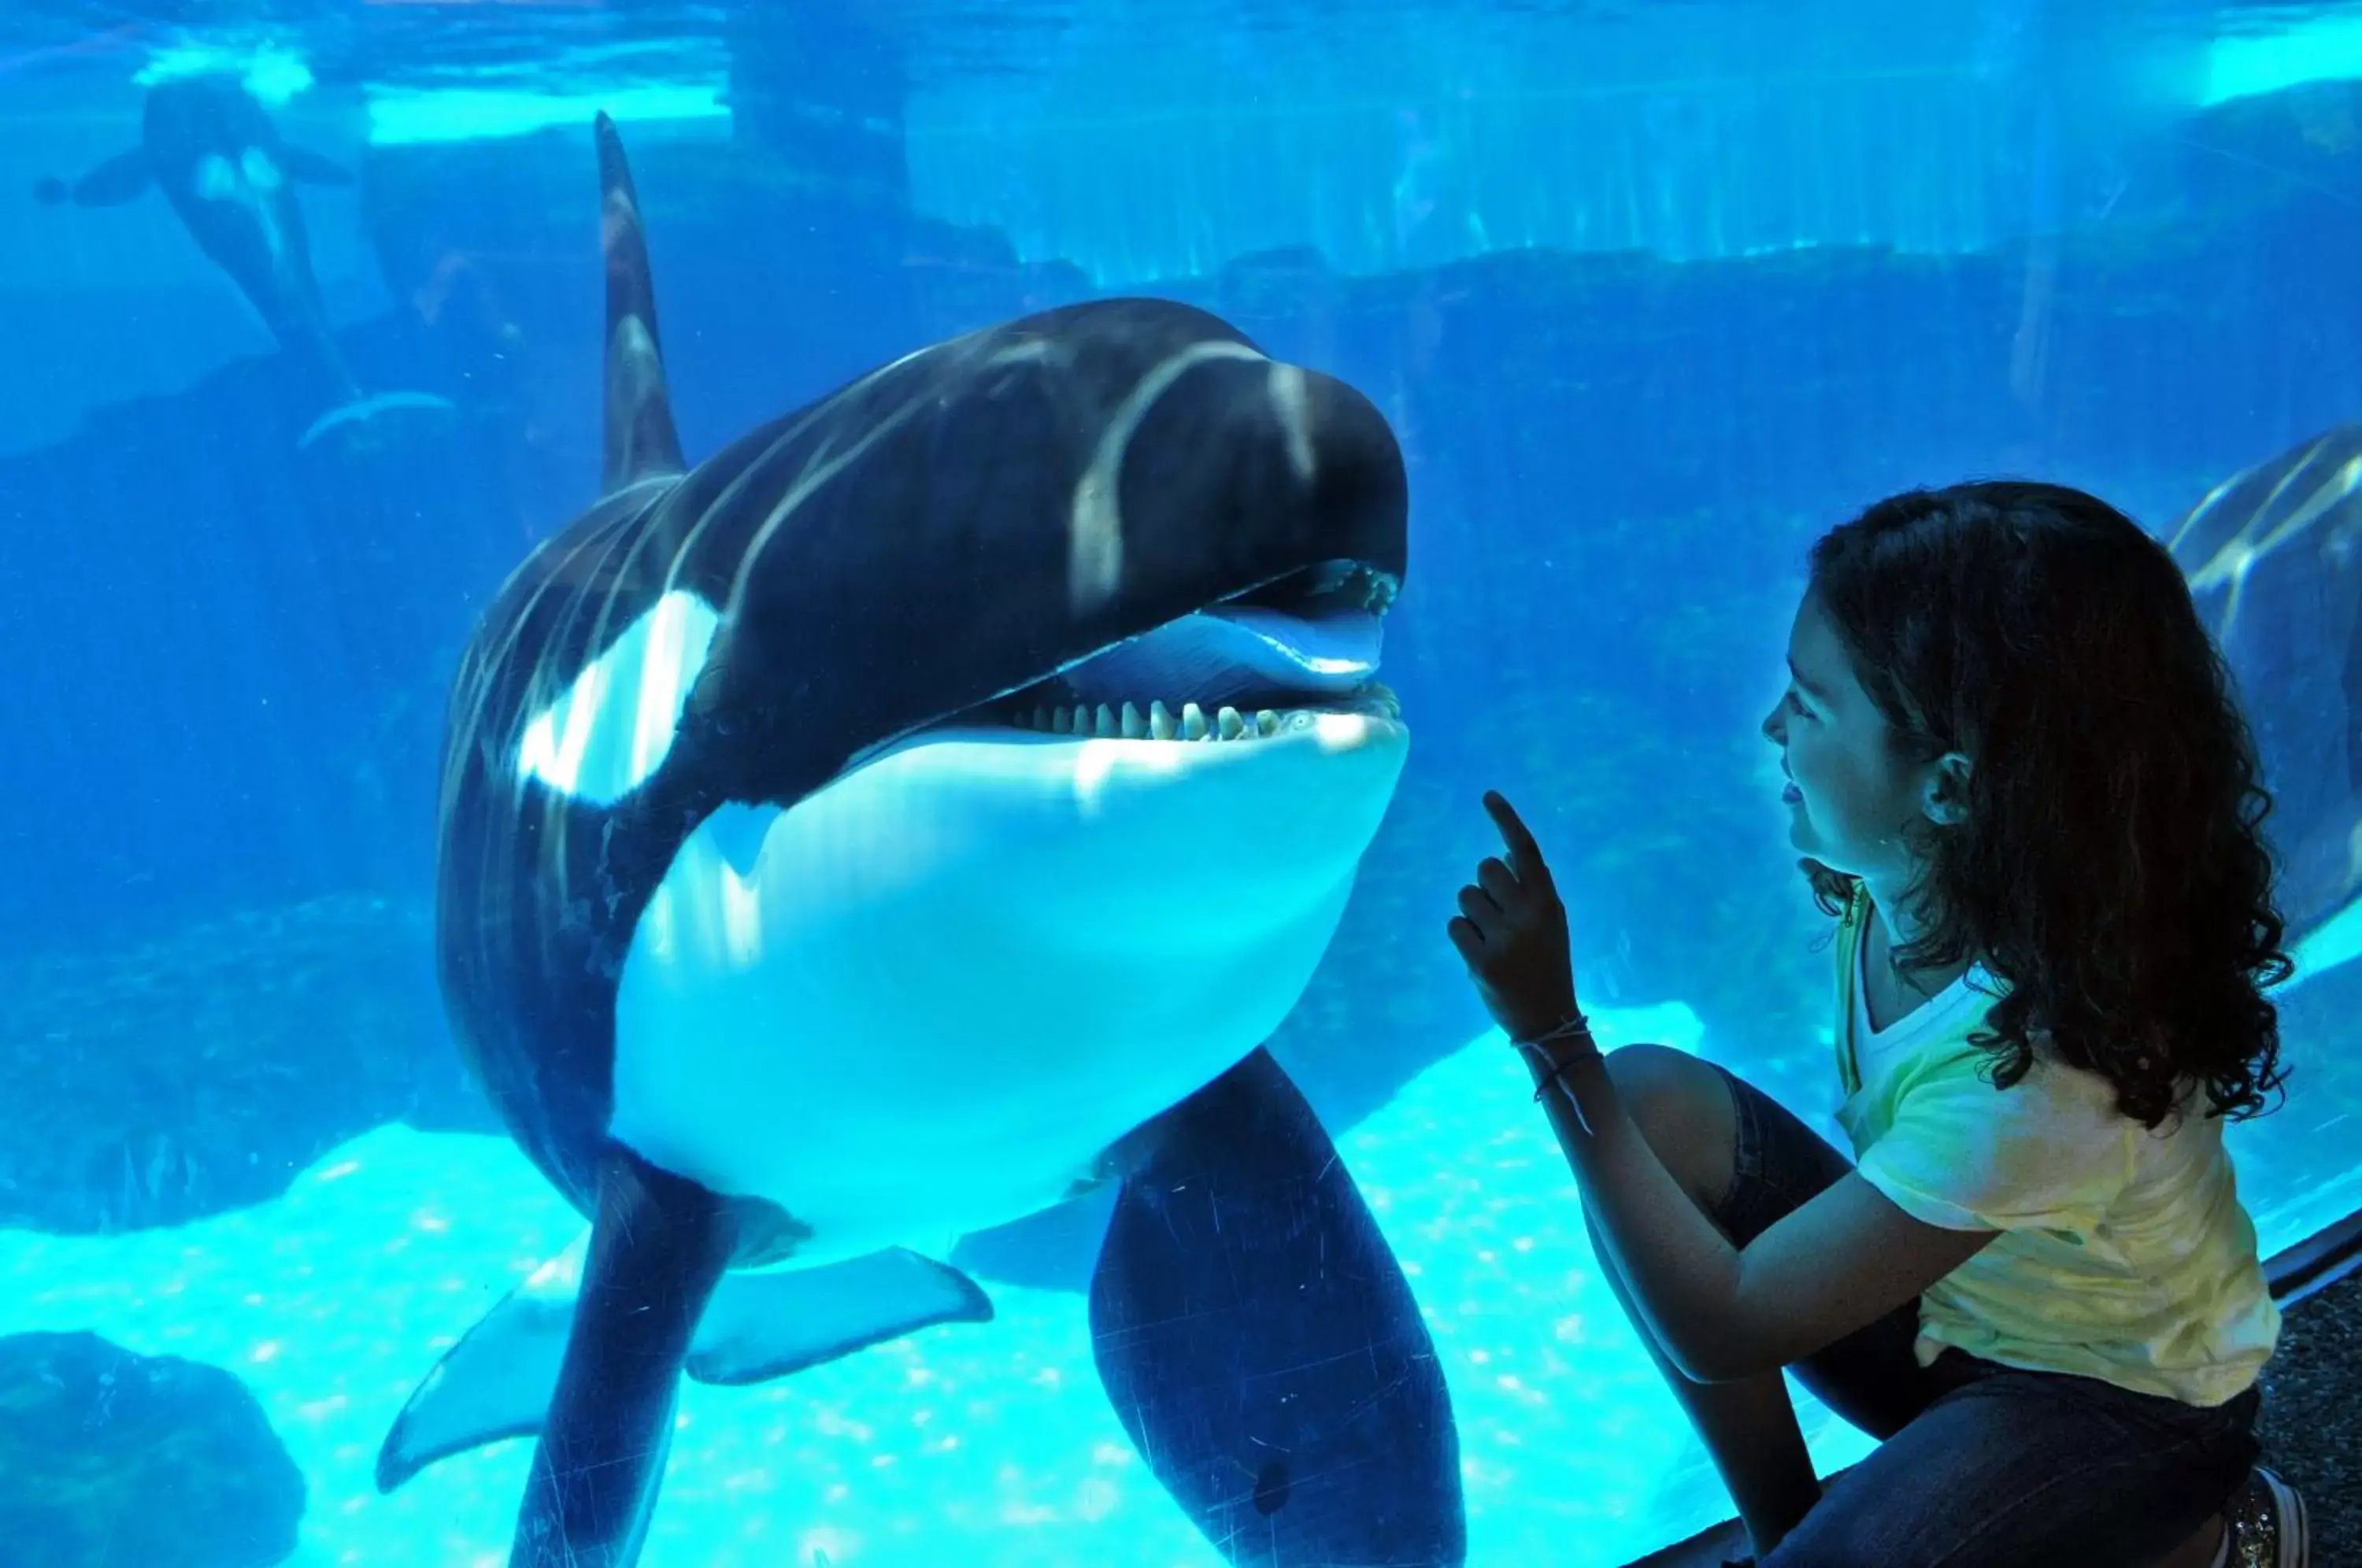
[1781,782,1802,804]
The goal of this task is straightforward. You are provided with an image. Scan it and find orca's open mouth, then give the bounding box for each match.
[990,560,1401,743]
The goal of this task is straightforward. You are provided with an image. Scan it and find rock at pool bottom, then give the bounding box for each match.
[0,1330,305,1567]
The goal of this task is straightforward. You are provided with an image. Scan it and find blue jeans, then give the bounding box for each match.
[1708,1064,2264,1568]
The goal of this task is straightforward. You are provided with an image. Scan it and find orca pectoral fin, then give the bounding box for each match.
[1090,1047,1466,1567]
[511,1149,731,1568]
[57,150,151,206]
[278,145,353,185]
[375,1228,594,1492]
[687,1247,994,1385]
[376,1232,993,1491]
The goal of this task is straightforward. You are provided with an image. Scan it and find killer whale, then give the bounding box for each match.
[376,111,1463,1567]
[35,73,452,449]
[2168,423,2362,983]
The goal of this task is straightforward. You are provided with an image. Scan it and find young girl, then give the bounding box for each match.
[1449,481,2310,1566]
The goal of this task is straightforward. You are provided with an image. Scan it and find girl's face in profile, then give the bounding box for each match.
[1760,590,1953,889]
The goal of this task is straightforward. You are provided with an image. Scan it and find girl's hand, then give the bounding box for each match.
[1447,790,1586,1045]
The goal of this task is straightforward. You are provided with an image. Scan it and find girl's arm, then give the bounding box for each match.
[1520,1038,1993,1382]
[1451,790,1995,1383]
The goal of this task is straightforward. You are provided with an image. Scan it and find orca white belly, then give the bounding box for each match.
[605,719,1401,1263]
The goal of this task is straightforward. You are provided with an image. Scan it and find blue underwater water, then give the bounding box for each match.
[2,3,2361,1566]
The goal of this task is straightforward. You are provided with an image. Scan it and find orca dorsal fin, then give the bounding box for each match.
[594,110,686,495]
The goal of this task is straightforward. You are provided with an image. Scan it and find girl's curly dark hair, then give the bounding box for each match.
[1801,479,2293,1129]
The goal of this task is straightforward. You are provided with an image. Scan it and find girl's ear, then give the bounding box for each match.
[1920,752,1972,827]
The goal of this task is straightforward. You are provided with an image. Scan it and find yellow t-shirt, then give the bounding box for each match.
[1831,886,2279,1407]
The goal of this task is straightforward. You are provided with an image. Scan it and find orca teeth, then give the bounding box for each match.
[1006,681,1398,740]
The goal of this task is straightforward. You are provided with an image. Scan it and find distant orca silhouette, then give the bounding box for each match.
[2168,423,2362,984]
[35,73,452,449]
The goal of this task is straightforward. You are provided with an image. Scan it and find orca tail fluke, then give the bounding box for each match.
[594,110,686,495]
[297,390,458,451]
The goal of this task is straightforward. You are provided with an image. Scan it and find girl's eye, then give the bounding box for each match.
[1786,688,1810,717]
